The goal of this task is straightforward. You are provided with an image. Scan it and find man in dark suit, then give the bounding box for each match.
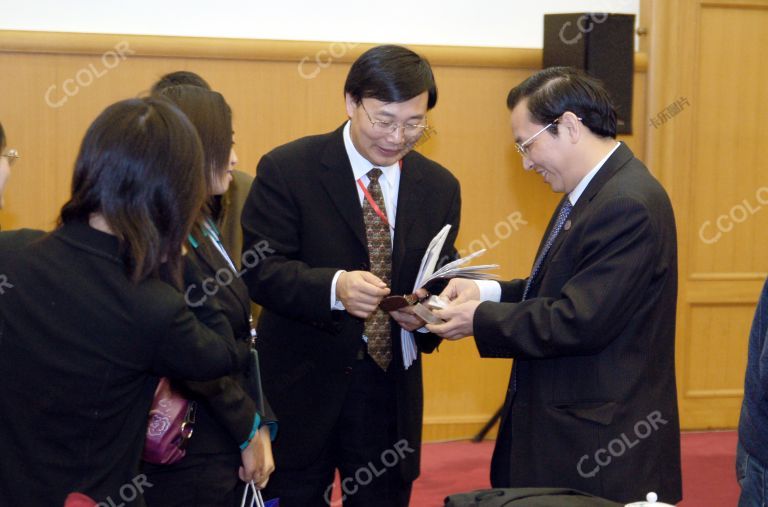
[241,45,461,506]
[429,67,682,504]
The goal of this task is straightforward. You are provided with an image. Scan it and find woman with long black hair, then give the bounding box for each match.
[142,84,276,507]
[0,97,250,506]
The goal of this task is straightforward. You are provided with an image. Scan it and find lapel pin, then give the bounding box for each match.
[563,220,572,231]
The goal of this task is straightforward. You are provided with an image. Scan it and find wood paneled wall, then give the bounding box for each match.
[644,0,768,430]
[0,31,647,441]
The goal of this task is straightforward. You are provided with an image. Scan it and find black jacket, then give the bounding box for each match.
[178,224,275,455]
[0,222,249,506]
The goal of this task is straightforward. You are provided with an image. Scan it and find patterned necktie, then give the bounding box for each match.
[522,199,573,301]
[362,168,393,371]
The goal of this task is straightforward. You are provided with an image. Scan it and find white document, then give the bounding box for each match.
[401,225,499,369]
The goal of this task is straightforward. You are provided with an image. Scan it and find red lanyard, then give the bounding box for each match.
[357,161,402,229]
[357,179,391,228]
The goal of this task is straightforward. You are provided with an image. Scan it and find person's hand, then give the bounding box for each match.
[388,287,429,331]
[439,278,481,304]
[390,307,426,331]
[239,426,275,489]
[337,271,390,318]
[427,300,482,340]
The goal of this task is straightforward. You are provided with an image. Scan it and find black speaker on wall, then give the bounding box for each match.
[543,13,635,134]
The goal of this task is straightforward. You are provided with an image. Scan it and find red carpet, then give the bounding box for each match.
[410,431,739,506]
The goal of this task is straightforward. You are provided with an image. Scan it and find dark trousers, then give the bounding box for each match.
[263,353,413,507]
[142,452,244,507]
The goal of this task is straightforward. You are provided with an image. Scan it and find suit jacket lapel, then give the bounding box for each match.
[581,142,634,204]
[318,126,367,249]
[536,142,634,283]
[392,155,426,288]
[192,238,250,319]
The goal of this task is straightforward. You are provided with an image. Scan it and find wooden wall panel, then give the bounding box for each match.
[689,5,768,275]
[645,0,768,430]
[686,305,752,395]
[0,31,647,441]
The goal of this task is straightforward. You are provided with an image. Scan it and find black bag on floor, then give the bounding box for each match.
[444,487,624,507]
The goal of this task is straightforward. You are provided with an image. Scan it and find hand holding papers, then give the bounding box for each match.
[389,225,499,368]
[412,295,449,325]
[379,225,499,311]
[424,296,482,341]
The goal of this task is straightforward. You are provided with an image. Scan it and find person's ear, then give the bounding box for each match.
[559,111,583,144]
[344,93,358,119]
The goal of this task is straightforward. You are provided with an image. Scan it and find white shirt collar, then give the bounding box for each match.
[343,121,399,190]
[568,142,621,205]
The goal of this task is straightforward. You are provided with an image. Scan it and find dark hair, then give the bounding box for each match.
[0,122,5,152]
[60,97,206,287]
[151,71,211,94]
[506,66,617,138]
[344,45,438,109]
[157,85,233,195]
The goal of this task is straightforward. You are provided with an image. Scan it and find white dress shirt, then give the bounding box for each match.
[330,121,401,309]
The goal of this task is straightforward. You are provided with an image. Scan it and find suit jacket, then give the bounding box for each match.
[0,221,249,507]
[241,124,461,482]
[473,143,682,504]
[174,226,275,456]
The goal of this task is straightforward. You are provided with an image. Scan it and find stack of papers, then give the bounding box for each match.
[418,248,500,287]
[402,225,499,368]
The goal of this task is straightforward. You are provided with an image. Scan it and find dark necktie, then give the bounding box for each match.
[363,168,393,371]
[513,199,573,395]
[522,199,573,301]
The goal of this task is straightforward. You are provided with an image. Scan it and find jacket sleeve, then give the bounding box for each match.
[500,279,527,303]
[182,376,258,445]
[181,343,277,445]
[473,196,662,359]
[151,261,250,380]
[241,153,338,324]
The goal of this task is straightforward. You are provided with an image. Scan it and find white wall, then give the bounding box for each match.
[0,0,638,48]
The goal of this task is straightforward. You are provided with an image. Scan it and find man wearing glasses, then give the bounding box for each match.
[241,45,460,506]
[0,122,19,214]
[428,67,682,504]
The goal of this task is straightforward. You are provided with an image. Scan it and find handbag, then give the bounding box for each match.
[143,377,197,464]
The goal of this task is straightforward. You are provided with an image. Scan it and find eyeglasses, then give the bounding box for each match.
[360,102,429,138]
[514,115,583,159]
[1,149,19,167]
[515,120,559,158]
